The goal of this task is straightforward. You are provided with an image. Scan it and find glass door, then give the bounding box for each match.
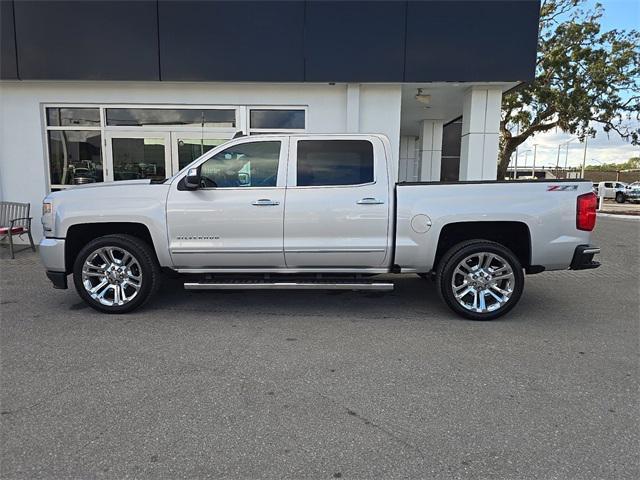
[170,132,232,174]
[105,132,171,182]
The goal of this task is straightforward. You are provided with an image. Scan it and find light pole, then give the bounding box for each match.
[532,144,538,178]
[580,136,588,178]
[517,150,531,179]
[556,137,577,177]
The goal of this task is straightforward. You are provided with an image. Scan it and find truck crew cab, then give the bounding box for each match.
[40,134,600,320]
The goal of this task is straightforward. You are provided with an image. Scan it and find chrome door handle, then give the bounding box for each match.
[357,197,384,205]
[252,199,280,206]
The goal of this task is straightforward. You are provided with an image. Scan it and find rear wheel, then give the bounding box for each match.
[436,240,524,320]
[615,192,625,203]
[73,234,160,314]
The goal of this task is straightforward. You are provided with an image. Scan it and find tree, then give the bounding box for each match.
[584,156,640,171]
[498,0,640,179]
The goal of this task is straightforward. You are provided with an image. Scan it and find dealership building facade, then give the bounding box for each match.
[0,0,540,241]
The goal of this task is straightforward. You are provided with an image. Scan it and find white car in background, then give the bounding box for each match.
[595,181,628,203]
[623,182,640,203]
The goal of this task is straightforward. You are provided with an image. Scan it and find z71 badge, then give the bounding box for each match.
[547,185,578,191]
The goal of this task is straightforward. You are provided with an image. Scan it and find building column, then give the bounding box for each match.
[418,120,443,181]
[346,83,360,133]
[459,86,502,180]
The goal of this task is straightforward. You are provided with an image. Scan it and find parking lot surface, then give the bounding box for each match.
[599,199,640,216]
[1,216,638,479]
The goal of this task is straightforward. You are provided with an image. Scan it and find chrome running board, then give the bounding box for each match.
[184,280,394,291]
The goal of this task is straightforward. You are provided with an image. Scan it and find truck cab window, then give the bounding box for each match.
[296,140,374,186]
[199,141,280,188]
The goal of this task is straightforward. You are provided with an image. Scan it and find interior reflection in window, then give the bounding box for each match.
[177,138,227,170]
[111,138,166,181]
[47,131,103,185]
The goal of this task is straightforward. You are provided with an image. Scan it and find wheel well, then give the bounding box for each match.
[65,222,155,273]
[434,221,531,269]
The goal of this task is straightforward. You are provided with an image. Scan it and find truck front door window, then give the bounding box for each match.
[199,141,281,188]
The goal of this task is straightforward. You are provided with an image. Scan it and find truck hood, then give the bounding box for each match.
[44,179,171,205]
[65,179,157,190]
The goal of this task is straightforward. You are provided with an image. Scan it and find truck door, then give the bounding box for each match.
[166,137,287,268]
[283,137,391,267]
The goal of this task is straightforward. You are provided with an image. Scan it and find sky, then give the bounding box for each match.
[515,0,640,169]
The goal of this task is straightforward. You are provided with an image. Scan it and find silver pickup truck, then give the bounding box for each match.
[39,134,600,320]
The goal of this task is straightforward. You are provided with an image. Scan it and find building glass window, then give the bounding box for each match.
[106,108,236,128]
[47,131,103,185]
[296,140,373,187]
[250,109,305,129]
[44,104,304,190]
[111,138,167,181]
[177,138,227,170]
[46,107,101,127]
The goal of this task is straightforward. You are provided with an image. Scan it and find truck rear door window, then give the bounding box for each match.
[296,140,374,187]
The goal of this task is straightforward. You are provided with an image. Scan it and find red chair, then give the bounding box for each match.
[0,202,36,259]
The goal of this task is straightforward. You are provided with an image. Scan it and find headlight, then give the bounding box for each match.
[42,202,52,215]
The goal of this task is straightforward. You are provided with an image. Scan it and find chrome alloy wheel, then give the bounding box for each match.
[451,252,515,313]
[81,246,142,307]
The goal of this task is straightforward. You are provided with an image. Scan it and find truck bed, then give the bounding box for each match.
[394,179,595,272]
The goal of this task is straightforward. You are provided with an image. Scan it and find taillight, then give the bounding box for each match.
[577,192,597,231]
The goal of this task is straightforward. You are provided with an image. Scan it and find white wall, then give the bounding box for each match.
[459,86,502,180]
[359,84,402,182]
[0,81,402,241]
[399,136,419,182]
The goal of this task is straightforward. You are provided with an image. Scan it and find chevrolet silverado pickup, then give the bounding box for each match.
[39,134,600,320]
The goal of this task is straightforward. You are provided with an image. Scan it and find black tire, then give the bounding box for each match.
[417,273,434,281]
[615,192,625,203]
[436,240,524,321]
[73,234,160,314]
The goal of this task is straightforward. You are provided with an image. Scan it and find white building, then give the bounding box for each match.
[0,0,541,242]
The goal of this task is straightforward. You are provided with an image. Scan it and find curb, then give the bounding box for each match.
[597,213,640,221]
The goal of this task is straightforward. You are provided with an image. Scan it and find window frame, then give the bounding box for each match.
[104,106,239,131]
[248,105,307,136]
[45,128,105,188]
[41,104,305,191]
[288,137,377,189]
[182,136,290,191]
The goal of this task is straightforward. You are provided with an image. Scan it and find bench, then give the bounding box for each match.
[0,202,36,259]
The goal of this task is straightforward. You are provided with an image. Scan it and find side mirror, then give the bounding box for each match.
[184,167,201,190]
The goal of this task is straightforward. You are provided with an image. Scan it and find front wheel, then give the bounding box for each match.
[436,241,524,320]
[615,192,625,203]
[73,234,160,313]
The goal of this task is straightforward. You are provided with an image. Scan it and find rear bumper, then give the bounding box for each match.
[569,245,601,270]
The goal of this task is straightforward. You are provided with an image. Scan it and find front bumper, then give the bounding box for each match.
[39,237,68,289]
[569,245,601,270]
[46,271,68,289]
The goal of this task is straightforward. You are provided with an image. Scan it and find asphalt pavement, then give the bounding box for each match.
[1,216,638,479]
